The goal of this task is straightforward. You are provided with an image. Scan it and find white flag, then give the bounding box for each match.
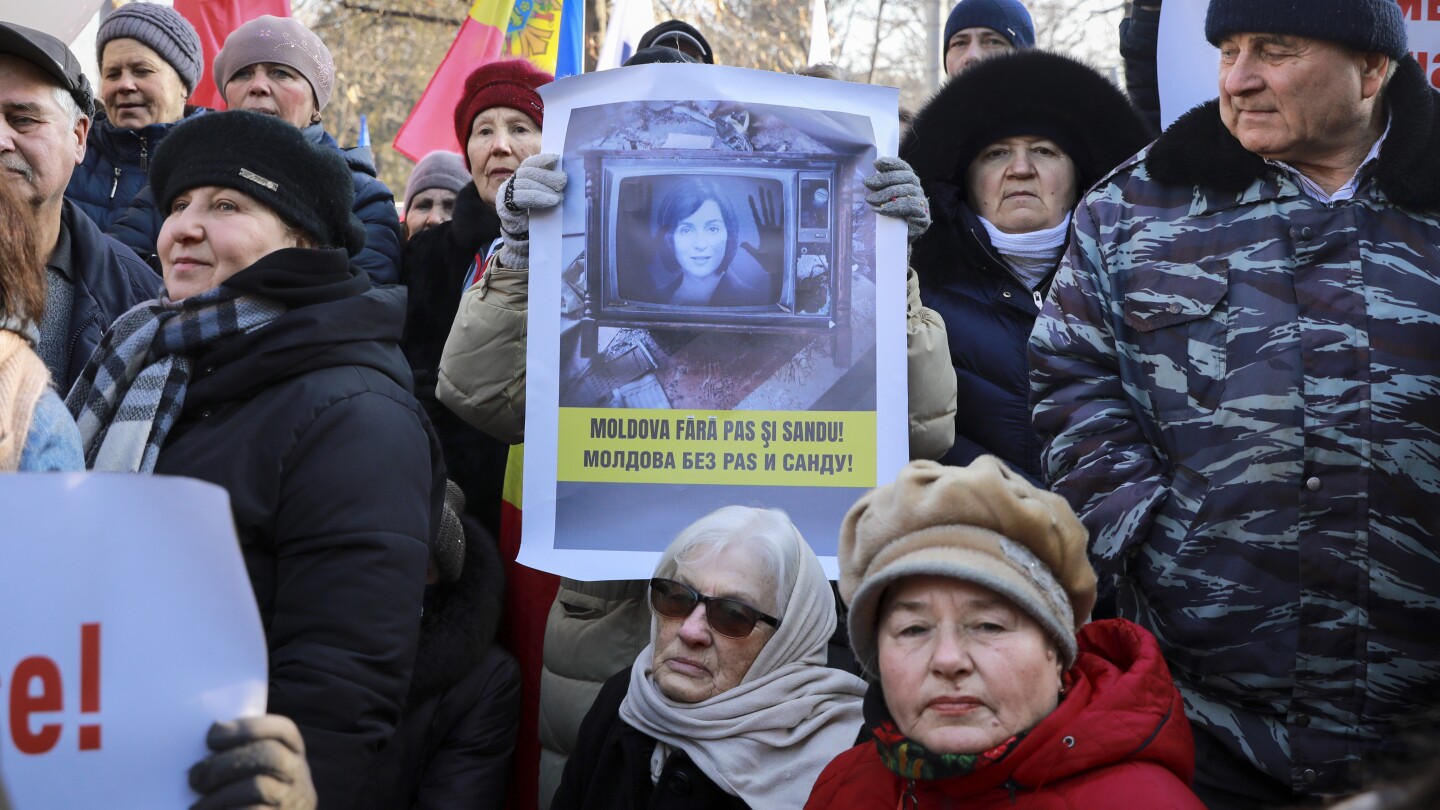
[598,0,658,70]
[808,0,832,65]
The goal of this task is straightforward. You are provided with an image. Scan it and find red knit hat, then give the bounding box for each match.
[453,60,551,166]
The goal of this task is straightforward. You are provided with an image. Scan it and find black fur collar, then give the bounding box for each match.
[1148,56,1440,209]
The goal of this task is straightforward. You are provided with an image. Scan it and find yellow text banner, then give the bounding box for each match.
[556,408,877,487]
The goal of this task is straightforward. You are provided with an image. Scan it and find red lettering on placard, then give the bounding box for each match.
[1417,52,1440,91]
[79,623,101,750]
[1,623,103,754]
[9,657,62,754]
[1398,0,1440,20]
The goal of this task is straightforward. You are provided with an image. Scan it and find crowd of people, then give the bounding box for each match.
[1,0,1437,808]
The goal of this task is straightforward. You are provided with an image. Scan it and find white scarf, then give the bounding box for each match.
[979,213,1071,262]
[619,537,866,808]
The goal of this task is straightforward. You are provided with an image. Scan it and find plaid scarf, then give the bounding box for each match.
[66,286,285,472]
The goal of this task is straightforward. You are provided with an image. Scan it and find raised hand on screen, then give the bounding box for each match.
[864,156,931,245]
[188,715,317,810]
[497,153,567,268]
[741,185,784,270]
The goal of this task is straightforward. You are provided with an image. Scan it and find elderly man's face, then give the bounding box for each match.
[0,54,86,212]
[1218,33,1386,168]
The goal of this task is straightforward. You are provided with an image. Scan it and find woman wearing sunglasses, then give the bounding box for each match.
[551,506,867,809]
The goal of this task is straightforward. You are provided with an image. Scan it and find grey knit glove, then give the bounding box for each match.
[864,156,931,244]
[497,153,567,268]
[189,716,317,810]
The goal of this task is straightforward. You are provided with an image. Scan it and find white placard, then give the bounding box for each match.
[0,474,267,809]
[523,65,907,581]
[1158,0,1440,129]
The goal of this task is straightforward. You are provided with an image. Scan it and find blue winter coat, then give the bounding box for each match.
[912,180,1049,484]
[65,107,207,232]
[107,123,403,285]
[58,200,162,390]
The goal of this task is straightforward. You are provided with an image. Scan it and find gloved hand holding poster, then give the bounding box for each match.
[0,475,267,808]
[521,65,907,579]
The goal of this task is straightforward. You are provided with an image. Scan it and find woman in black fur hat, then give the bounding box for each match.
[901,50,1154,484]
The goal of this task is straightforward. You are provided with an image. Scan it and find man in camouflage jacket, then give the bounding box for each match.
[1029,0,1440,806]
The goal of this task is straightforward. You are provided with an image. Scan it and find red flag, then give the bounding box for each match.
[173,0,292,110]
[393,0,513,161]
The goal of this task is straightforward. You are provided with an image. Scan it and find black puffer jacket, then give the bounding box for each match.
[551,670,749,810]
[65,107,207,231]
[150,249,442,810]
[400,182,509,538]
[370,514,521,809]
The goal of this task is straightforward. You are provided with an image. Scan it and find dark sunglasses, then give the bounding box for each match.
[648,578,781,639]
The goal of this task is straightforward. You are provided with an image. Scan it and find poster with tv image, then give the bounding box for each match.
[523,64,907,580]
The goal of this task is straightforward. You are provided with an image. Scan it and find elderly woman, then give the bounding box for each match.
[805,458,1204,807]
[903,50,1152,482]
[110,15,403,284]
[631,179,773,307]
[552,506,867,809]
[403,150,471,240]
[68,110,440,808]
[65,2,205,230]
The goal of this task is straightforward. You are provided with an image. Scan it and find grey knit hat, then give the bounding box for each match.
[403,151,470,211]
[97,2,203,92]
[212,15,334,111]
[1205,0,1408,61]
[839,457,1097,678]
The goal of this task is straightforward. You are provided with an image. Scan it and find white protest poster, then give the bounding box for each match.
[1159,0,1440,129]
[0,474,267,809]
[523,65,907,580]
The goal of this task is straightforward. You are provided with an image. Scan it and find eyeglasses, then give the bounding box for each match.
[648,578,781,639]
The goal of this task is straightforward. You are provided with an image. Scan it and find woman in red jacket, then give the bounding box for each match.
[808,457,1205,809]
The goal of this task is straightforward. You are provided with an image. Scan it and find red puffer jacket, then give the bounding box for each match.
[805,619,1205,809]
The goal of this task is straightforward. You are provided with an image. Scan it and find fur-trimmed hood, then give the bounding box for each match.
[1148,55,1440,209]
[903,49,1155,193]
[407,513,505,705]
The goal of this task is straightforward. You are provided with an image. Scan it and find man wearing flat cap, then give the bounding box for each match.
[1030,0,1440,806]
[0,22,157,390]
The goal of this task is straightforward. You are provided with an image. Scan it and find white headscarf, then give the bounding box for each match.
[618,508,867,808]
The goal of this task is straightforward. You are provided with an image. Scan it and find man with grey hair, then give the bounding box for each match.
[1030,0,1440,806]
[0,22,156,390]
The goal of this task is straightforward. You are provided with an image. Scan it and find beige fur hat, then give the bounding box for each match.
[839,457,1096,677]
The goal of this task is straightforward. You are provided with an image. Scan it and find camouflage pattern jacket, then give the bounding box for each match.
[1029,57,1440,798]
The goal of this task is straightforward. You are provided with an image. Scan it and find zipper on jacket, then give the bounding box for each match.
[969,226,1046,311]
[897,779,919,810]
[109,166,121,200]
[65,310,100,374]
[139,137,149,170]
[1004,779,1021,804]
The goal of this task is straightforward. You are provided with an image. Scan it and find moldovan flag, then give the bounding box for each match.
[394,0,515,160]
[173,0,292,110]
[503,0,584,78]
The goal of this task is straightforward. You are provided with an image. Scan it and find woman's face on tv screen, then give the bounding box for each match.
[671,198,727,279]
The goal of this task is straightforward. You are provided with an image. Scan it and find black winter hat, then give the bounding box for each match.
[903,50,1156,194]
[1205,0,1408,61]
[623,46,699,66]
[150,110,365,256]
[638,20,714,64]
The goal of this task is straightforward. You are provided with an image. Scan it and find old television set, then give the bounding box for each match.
[580,150,853,364]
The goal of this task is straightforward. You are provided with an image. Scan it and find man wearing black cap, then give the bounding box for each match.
[0,22,157,390]
[1031,0,1440,807]
[637,20,714,64]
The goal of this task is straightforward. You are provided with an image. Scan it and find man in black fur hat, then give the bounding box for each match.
[1029,0,1440,807]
